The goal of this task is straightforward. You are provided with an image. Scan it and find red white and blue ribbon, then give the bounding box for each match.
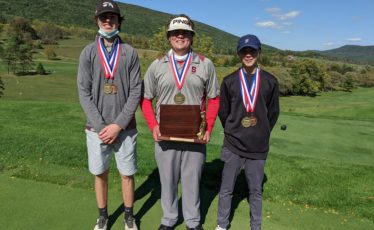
[169,50,192,90]
[97,37,121,80]
[239,67,261,113]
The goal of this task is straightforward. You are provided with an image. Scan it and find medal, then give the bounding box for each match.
[239,67,261,126]
[104,83,112,94]
[241,115,257,128]
[111,84,118,94]
[174,92,185,104]
[170,50,192,101]
[97,37,121,94]
[241,116,251,128]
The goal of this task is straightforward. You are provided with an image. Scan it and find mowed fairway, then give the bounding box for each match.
[1,40,373,229]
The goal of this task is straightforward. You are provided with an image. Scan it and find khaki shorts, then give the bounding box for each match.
[85,128,137,176]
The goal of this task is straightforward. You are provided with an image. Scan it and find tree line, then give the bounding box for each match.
[1,17,374,98]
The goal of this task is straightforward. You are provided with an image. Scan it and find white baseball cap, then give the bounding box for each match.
[167,16,195,33]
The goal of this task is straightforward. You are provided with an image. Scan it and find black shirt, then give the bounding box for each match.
[219,68,280,159]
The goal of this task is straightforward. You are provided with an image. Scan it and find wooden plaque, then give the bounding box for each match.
[159,104,206,144]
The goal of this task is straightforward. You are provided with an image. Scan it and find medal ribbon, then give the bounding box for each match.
[97,37,121,80]
[239,68,260,113]
[169,50,192,90]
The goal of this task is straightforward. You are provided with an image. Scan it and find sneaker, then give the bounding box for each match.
[158,224,174,230]
[124,216,138,230]
[186,225,204,230]
[94,216,108,230]
[215,226,227,230]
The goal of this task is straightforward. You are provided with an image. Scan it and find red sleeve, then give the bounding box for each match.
[206,96,220,132]
[140,98,158,131]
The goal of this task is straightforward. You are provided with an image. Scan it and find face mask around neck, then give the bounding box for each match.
[98,29,119,39]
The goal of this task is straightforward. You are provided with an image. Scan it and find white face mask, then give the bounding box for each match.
[98,29,119,39]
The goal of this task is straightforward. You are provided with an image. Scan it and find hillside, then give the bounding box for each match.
[318,45,374,65]
[0,0,277,54]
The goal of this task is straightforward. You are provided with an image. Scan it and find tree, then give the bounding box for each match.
[45,46,57,60]
[2,35,18,74]
[290,59,327,96]
[194,33,215,60]
[149,26,169,55]
[0,76,4,97]
[36,62,46,75]
[342,72,357,92]
[1,17,34,74]
[34,22,63,45]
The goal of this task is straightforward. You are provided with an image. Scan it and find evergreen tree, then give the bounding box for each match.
[0,76,4,98]
[1,17,34,74]
[36,62,46,75]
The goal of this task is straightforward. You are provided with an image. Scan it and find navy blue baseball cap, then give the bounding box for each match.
[237,34,261,53]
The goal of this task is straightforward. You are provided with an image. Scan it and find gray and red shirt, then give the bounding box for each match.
[142,50,220,132]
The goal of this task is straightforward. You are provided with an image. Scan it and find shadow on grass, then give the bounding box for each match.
[107,160,267,229]
[107,169,161,230]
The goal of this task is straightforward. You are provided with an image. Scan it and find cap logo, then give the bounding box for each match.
[103,2,114,8]
[172,18,189,25]
[245,38,250,44]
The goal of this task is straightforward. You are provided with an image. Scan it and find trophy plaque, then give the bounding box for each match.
[158,104,206,144]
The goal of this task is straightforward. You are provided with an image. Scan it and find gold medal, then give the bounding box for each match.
[241,116,251,128]
[241,115,257,127]
[104,83,112,94]
[249,115,257,126]
[174,92,185,105]
[111,84,118,94]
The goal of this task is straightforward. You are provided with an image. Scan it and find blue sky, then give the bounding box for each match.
[118,0,374,51]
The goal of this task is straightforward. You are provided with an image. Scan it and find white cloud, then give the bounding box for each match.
[346,37,362,42]
[266,7,281,14]
[281,31,291,34]
[278,11,300,20]
[260,8,300,32]
[255,21,280,29]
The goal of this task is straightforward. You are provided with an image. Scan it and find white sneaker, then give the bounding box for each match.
[94,216,108,230]
[124,216,138,230]
[215,225,227,230]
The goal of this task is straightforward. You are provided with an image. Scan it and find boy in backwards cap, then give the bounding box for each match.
[77,1,141,229]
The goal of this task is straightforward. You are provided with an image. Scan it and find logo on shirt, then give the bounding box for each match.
[192,66,197,74]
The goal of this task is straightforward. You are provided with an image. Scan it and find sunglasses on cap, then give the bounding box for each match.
[169,30,194,37]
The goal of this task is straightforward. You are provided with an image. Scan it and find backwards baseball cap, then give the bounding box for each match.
[95,0,121,17]
[167,16,195,33]
[237,34,261,52]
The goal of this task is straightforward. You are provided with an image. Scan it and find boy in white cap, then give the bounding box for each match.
[215,34,279,230]
[77,1,141,229]
[141,14,220,230]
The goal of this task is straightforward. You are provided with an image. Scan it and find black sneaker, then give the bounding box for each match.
[124,216,138,230]
[94,216,108,230]
[186,225,203,230]
[158,224,174,230]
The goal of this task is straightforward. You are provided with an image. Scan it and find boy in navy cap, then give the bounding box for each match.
[215,34,279,230]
